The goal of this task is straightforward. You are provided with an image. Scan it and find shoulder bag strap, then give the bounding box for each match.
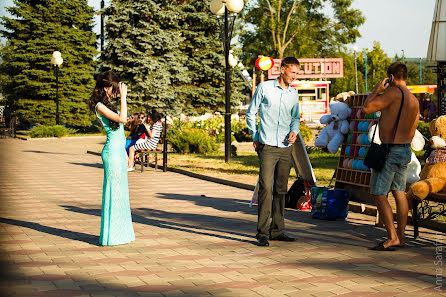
[370,86,405,143]
[392,87,405,142]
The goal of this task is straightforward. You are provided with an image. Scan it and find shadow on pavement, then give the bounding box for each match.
[22,150,75,155]
[0,271,212,297]
[152,192,439,249]
[0,217,99,246]
[61,205,258,245]
[69,162,103,168]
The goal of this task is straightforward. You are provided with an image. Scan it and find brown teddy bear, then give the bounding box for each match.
[410,115,446,200]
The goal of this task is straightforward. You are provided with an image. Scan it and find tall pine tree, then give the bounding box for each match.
[103,0,190,114]
[0,0,98,126]
[178,0,246,115]
[103,0,247,115]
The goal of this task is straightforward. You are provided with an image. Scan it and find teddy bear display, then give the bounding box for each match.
[315,101,351,153]
[410,115,446,200]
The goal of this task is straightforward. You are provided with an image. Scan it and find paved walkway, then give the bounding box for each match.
[0,137,444,297]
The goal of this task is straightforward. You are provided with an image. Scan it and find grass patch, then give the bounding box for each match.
[167,149,338,186]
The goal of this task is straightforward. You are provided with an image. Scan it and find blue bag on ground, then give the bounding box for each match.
[311,187,349,220]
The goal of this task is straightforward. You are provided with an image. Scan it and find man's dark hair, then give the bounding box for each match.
[281,57,300,68]
[387,62,407,81]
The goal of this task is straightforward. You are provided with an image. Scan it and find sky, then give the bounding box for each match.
[0,0,438,58]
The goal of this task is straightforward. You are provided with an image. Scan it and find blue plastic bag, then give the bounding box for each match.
[311,187,349,220]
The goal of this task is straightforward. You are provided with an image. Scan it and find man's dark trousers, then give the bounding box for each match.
[257,144,293,239]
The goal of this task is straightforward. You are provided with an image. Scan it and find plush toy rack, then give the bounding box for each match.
[335,94,378,203]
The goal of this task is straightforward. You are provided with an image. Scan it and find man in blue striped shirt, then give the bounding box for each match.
[247,57,301,247]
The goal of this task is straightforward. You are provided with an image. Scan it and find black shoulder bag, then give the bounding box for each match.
[363,87,404,171]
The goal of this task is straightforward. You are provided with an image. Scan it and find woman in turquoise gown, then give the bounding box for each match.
[89,71,135,246]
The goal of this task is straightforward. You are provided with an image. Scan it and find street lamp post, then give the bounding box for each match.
[353,46,359,94]
[51,51,63,125]
[364,53,368,93]
[100,0,105,57]
[210,0,244,163]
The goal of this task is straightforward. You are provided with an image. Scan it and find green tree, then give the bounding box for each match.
[329,48,364,97]
[103,0,246,115]
[0,0,97,126]
[103,0,190,115]
[178,0,246,115]
[239,0,365,67]
[356,41,392,93]
[402,58,437,86]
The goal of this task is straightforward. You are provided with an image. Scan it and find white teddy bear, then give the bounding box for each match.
[315,101,351,153]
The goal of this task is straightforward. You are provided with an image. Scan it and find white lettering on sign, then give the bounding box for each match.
[268,58,344,79]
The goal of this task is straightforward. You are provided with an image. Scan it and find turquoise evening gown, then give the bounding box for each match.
[95,103,135,246]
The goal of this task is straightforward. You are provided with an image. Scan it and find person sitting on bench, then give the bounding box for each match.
[127,110,163,171]
[125,112,142,154]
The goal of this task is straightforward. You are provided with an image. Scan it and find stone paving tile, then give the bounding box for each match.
[0,137,445,297]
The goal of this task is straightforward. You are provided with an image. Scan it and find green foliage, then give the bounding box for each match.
[417,121,431,140]
[357,42,392,93]
[28,125,78,138]
[103,0,189,114]
[403,58,437,86]
[239,0,365,65]
[299,123,313,142]
[168,128,218,154]
[0,0,97,126]
[177,0,246,114]
[103,0,245,115]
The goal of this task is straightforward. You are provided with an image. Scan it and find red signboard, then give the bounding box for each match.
[268,58,344,79]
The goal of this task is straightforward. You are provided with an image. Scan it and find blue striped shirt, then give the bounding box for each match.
[246,79,300,148]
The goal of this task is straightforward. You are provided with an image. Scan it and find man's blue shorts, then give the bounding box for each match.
[370,144,411,196]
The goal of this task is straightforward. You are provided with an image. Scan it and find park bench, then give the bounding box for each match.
[412,193,446,239]
[134,121,169,172]
[136,147,164,172]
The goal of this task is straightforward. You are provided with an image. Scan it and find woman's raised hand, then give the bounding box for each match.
[119,82,127,99]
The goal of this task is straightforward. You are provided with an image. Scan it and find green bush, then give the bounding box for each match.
[168,128,218,154]
[28,125,78,138]
[299,123,312,142]
[417,121,430,140]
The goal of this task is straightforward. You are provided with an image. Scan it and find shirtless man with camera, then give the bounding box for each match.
[363,62,419,251]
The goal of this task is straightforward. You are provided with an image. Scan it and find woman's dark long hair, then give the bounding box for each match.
[89,71,121,130]
[150,110,162,123]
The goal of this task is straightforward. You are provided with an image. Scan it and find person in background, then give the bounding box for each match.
[127,110,163,171]
[246,57,301,247]
[125,113,140,153]
[363,62,419,251]
[427,98,436,122]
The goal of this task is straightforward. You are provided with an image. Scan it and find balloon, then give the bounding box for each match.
[345,146,351,156]
[359,147,366,158]
[347,133,353,144]
[347,159,354,169]
[352,133,358,144]
[350,108,356,119]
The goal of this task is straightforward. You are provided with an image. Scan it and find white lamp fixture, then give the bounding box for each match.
[427,0,446,61]
[226,0,244,13]
[51,51,63,66]
[210,0,244,15]
[228,53,238,68]
[209,0,225,16]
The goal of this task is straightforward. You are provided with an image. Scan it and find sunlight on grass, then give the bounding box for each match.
[167,149,338,186]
